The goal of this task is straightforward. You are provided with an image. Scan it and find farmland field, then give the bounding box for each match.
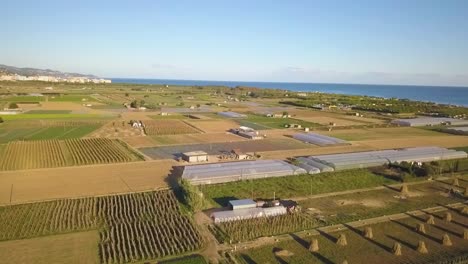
[0,113,107,120]
[322,127,445,141]
[0,126,101,143]
[0,231,100,264]
[236,114,322,130]
[201,169,397,207]
[143,120,200,135]
[0,190,203,264]
[140,138,312,160]
[0,138,143,170]
[235,210,468,264]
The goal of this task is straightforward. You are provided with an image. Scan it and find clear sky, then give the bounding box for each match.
[2,0,468,86]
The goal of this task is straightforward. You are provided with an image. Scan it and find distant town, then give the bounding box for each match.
[0,74,111,83]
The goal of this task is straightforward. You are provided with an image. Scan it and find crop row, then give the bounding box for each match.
[0,139,67,170]
[215,213,320,243]
[0,138,142,170]
[0,190,203,263]
[143,120,199,135]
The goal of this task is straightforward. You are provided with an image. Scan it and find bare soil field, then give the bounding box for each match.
[361,135,468,149]
[119,111,156,120]
[289,109,385,125]
[185,119,240,133]
[121,136,158,148]
[0,160,174,204]
[321,127,444,141]
[150,132,247,146]
[259,143,372,159]
[0,231,100,264]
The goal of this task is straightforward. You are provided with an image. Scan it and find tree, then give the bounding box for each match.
[179,179,206,212]
[9,103,18,109]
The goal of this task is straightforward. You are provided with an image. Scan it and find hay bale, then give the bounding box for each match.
[309,239,319,252]
[342,260,348,264]
[417,241,428,254]
[392,242,402,256]
[416,223,426,234]
[364,227,373,239]
[461,206,468,215]
[442,233,452,246]
[426,215,435,225]
[400,184,409,195]
[464,229,468,240]
[452,177,459,186]
[444,212,452,222]
[336,234,347,246]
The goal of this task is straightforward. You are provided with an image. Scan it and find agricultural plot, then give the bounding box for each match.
[235,210,468,264]
[25,110,72,114]
[185,119,239,133]
[0,231,100,264]
[0,190,203,263]
[322,127,444,141]
[0,138,142,170]
[143,120,200,135]
[140,138,311,160]
[236,114,322,130]
[201,169,396,207]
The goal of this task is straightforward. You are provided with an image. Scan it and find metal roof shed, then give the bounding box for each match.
[229,199,257,210]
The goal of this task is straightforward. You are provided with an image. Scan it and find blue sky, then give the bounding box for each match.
[2,0,468,86]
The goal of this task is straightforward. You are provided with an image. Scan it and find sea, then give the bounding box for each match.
[112,78,468,106]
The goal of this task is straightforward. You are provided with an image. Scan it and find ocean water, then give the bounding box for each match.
[112,78,468,106]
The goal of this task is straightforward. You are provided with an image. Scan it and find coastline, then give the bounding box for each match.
[111,78,468,106]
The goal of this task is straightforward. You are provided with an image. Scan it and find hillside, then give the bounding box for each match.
[0,64,98,78]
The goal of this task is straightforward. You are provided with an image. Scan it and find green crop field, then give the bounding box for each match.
[25,110,72,114]
[0,190,203,264]
[150,114,189,120]
[0,113,110,120]
[0,126,100,143]
[201,169,397,207]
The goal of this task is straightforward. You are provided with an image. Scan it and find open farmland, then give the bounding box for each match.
[0,160,174,204]
[0,190,203,263]
[235,209,468,264]
[322,127,445,141]
[201,169,397,207]
[0,138,143,170]
[140,138,312,160]
[143,120,201,135]
[0,231,100,264]
[236,114,322,130]
[185,119,240,133]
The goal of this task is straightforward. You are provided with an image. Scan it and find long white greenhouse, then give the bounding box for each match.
[181,160,306,185]
[298,146,467,171]
[293,132,348,146]
[217,111,247,118]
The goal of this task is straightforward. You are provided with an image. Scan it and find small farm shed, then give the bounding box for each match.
[229,199,257,210]
[232,149,248,160]
[181,151,208,163]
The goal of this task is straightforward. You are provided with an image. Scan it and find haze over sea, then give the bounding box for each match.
[113,78,468,107]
